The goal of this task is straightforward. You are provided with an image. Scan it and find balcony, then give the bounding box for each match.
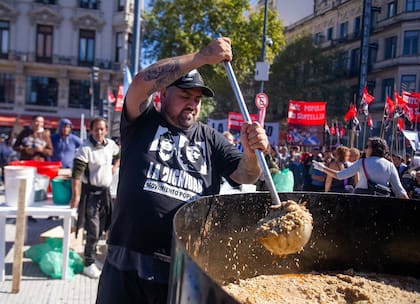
[4,50,115,71]
[372,55,420,71]
[374,11,420,32]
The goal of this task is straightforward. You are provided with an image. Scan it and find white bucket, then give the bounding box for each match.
[4,166,36,207]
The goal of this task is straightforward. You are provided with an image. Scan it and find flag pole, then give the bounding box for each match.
[336,120,340,146]
[390,115,396,158]
[380,100,387,139]
[350,94,356,148]
[362,115,368,149]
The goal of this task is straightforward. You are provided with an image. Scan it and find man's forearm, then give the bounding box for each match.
[229,152,262,184]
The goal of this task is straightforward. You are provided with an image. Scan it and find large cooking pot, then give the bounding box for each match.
[168,192,420,303]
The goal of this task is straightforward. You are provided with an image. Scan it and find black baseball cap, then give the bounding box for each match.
[168,69,214,97]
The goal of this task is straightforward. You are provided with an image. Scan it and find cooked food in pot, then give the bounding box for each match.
[224,271,420,304]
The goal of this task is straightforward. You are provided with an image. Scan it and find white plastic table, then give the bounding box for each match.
[0,201,76,281]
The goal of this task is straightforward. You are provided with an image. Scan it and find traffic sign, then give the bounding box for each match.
[255,93,269,109]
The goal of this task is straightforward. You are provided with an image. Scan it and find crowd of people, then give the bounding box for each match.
[258,137,417,199]
[0,114,120,280]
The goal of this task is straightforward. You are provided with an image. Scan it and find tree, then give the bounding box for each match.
[265,35,352,122]
[142,0,284,120]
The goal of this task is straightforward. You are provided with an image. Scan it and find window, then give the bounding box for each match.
[339,22,348,40]
[115,32,124,62]
[388,1,397,17]
[336,51,348,72]
[384,36,397,59]
[0,73,14,104]
[68,79,91,109]
[349,48,360,76]
[79,30,95,65]
[26,76,58,107]
[406,0,420,11]
[118,0,126,11]
[368,43,378,65]
[35,0,57,4]
[327,27,333,41]
[401,75,417,92]
[314,32,324,44]
[0,20,9,58]
[382,78,394,100]
[403,30,419,55]
[36,25,53,63]
[79,0,98,9]
[353,16,361,38]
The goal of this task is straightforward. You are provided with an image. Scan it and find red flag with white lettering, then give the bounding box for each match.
[402,91,420,122]
[114,84,124,112]
[227,112,258,130]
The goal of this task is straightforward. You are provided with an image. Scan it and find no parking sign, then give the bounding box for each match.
[255,93,268,127]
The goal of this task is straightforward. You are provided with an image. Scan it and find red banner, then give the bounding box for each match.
[287,100,326,125]
[227,112,258,130]
[287,101,326,147]
[403,91,420,122]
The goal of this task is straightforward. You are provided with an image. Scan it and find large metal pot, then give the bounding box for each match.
[168,192,420,303]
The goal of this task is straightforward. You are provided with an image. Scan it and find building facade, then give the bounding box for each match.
[283,0,420,118]
[0,0,138,133]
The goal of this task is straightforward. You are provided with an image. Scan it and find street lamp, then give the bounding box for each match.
[255,0,270,93]
[90,66,99,118]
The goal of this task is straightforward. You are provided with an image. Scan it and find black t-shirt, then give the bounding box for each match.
[108,105,242,254]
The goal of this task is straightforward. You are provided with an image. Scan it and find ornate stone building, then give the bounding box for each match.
[284,0,420,116]
[0,0,138,132]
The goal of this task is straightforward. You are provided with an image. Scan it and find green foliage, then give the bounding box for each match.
[266,35,352,122]
[142,0,285,119]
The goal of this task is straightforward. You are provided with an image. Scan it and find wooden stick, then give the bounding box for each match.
[11,179,27,294]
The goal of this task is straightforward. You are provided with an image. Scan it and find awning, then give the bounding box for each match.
[0,114,89,130]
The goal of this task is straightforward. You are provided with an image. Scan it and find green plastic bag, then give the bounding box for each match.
[24,237,84,279]
[272,168,294,192]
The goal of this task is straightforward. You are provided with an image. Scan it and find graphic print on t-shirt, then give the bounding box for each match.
[144,126,208,202]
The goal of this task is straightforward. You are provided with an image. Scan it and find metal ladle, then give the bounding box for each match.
[223,60,313,257]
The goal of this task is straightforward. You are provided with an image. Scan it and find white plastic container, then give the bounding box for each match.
[4,165,36,207]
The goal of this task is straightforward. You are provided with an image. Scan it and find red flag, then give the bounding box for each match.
[394,91,407,107]
[401,102,414,121]
[385,96,395,115]
[344,104,357,122]
[108,88,116,104]
[340,127,345,137]
[330,124,336,135]
[114,84,124,112]
[402,90,420,99]
[397,118,404,131]
[362,86,375,105]
[407,91,420,99]
[367,114,373,128]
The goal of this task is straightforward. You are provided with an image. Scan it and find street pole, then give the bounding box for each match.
[90,66,99,118]
[90,76,94,118]
[259,0,269,94]
[131,0,143,76]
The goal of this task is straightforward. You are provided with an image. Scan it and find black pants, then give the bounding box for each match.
[84,192,107,266]
[96,260,168,304]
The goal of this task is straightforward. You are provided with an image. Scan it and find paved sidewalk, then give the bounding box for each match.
[0,185,102,304]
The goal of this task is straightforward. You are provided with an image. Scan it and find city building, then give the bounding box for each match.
[282,0,420,120]
[0,0,139,135]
